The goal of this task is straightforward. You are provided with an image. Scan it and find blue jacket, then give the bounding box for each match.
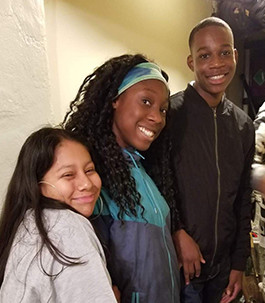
[93,149,180,303]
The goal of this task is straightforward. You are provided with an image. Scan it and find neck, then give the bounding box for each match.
[204,96,222,108]
[192,83,224,108]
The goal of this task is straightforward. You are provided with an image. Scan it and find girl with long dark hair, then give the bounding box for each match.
[63,54,181,302]
[0,127,117,302]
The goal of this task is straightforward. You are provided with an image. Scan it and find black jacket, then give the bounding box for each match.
[169,84,255,271]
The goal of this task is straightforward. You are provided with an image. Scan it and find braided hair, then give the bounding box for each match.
[63,54,178,226]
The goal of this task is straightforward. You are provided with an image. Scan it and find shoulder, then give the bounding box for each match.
[170,90,185,110]
[224,99,255,155]
[224,99,254,132]
[43,209,93,232]
[170,85,200,112]
[43,209,103,256]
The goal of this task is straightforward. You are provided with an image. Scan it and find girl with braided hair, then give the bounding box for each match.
[63,54,180,302]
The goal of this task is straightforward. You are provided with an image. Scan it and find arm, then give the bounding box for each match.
[172,229,205,285]
[230,121,255,271]
[92,212,121,302]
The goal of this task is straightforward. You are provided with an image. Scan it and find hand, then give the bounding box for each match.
[220,270,243,303]
[173,229,205,285]
[112,285,121,303]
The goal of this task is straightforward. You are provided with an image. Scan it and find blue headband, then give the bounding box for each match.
[117,62,169,96]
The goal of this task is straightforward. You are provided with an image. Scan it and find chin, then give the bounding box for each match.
[78,207,94,218]
[136,144,151,151]
[82,211,93,218]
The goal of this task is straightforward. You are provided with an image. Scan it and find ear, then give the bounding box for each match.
[112,95,122,109]
[187,55,194,72]
[234,48,238,64]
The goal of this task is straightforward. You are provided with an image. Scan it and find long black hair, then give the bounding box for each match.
[63,54,179,225]
[0,127,91,287]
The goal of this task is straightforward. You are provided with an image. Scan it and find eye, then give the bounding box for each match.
[160,108,168,116]
[85,167,95,175]
[142,99,151,106]
[221,50,231,56]
[199,53,209,59]
[62,172,74,179]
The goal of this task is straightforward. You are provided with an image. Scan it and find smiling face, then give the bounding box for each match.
[112,79,169,151]
[40,139,101,217]
[187,25,238,106]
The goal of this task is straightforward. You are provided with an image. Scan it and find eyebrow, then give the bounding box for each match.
[142,87,170,101]
[56,161,93,173]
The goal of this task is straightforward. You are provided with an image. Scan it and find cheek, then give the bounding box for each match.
[162,116,166,127]
[40,185,50,198]
[40,184,62,201]
[158,120,166,135]
[194,60,204,70]
[55,182,73,199]
[92,174,102,191]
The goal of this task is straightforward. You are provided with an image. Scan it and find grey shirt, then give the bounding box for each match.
[0,209,117,302]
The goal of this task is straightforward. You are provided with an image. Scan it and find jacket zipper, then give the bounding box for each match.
[141,177,175,302]
[211,108,221,267]
[124,149,175,302]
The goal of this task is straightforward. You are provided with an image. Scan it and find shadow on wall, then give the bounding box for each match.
[59,0,212,83]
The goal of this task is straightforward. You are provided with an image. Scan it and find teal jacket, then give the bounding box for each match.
[93,148,180,303]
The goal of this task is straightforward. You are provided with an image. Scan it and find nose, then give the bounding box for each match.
[210,54,224,68]
[77,173,93,191]
[147,108,164,124]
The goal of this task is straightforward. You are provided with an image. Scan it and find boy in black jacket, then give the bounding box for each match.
[169,17,255,303]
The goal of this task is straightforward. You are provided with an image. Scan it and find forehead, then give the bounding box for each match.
[54,140,91,162]
[191,25,234,51]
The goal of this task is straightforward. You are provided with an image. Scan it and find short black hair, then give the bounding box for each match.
[189,16,234,49]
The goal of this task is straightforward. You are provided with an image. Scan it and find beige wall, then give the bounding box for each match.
[0,0,212,207]
[45,0,213,122]
[0,0,52,205]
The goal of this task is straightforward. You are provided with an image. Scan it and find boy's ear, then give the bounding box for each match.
[234,48,238,63]
[187,55,194,72]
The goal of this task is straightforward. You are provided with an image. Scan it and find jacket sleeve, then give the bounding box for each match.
[230,119,255,271]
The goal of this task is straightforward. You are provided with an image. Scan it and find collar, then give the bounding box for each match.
[122,147,145,168]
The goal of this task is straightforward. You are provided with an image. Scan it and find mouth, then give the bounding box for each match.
[73,194,96,204]
[209,74,225,80]
[207,72,228,83]
[138,126,155,139]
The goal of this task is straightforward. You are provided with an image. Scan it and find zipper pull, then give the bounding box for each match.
[212,107,217,118]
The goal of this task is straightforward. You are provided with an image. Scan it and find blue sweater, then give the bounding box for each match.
[93,149,180,303]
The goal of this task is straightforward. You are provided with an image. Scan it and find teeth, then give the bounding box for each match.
[139,127,154,138]
[210,74,224,80]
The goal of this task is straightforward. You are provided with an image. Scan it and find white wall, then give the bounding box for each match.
[45,0,213,122]
[0,0,53,205]
[0,0,212,207]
